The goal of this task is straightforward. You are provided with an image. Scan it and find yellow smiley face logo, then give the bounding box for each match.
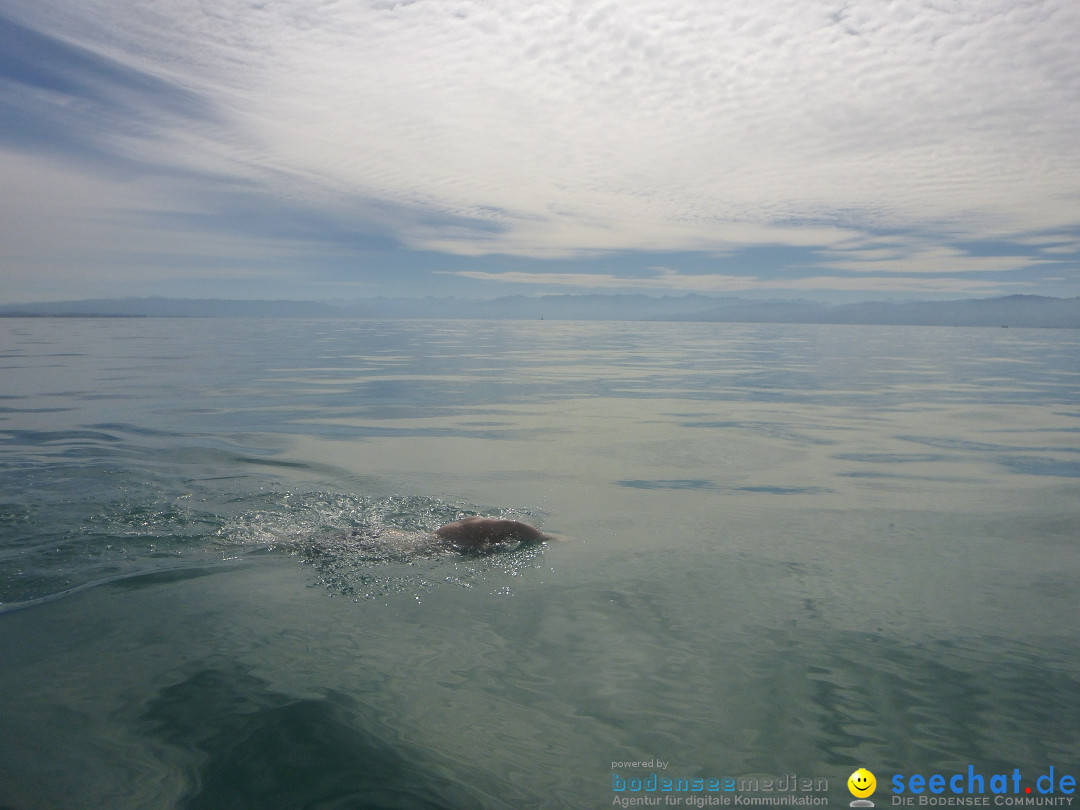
[848,768,877,798]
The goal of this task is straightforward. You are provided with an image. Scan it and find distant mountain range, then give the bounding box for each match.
[2,294,1079,328]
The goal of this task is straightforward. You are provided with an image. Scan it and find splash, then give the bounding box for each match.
[219,491,549,601]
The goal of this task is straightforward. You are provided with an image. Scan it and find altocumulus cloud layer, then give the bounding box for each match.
[1,0,1078,301]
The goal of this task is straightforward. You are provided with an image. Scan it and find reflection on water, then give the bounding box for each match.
[143,666,494,810]
[0,318,1078,808]
[2,553,1075,808]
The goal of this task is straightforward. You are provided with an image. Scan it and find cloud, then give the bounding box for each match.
[1,0,1078,298]
[0,11,219,167]
[446,266,1010,295]
[820,243,1057,275]
[223,0,1080,251]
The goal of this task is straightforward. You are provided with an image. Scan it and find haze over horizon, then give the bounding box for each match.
[2,0,1078,304]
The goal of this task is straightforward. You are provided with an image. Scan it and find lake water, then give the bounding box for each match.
[1,317,1078,809]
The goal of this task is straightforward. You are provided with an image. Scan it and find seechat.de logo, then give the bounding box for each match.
[848,768,877,807]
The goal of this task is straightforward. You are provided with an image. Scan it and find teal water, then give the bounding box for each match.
[1,317,1078,808]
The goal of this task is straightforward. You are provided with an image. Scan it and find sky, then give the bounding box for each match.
[1,0,1078,303]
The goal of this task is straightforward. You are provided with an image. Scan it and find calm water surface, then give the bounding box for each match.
[1,317,1078,809]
